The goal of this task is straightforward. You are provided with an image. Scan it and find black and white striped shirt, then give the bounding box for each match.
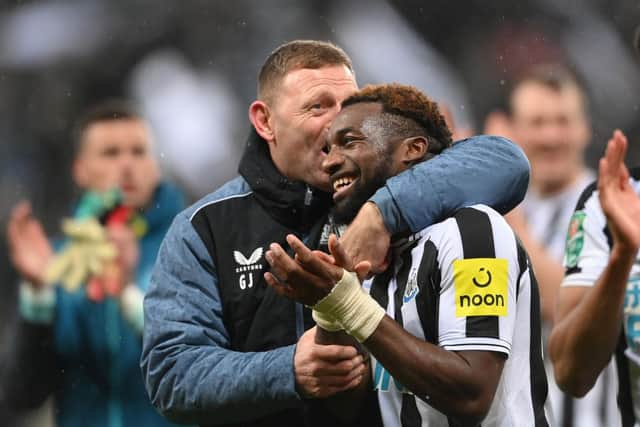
[562,169,640,427]
[364,205,550,426]
[522,171,620,427]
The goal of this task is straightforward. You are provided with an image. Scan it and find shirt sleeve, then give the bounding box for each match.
[434,207,520,356]
[370,135,530,234]
[562,185,611,287]
[140,212,300,425]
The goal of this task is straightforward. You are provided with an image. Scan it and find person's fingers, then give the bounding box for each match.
[107,224,136,247]
[312,250,335,264]
[311,366,366,388]
[607,130,627,176]
[321,376,364,397]
[12,201,31,221]
[600,131,630,194]
[266,243,337,305]
[617,129,628,151]
[287,234,341,280]
[300,373,364,399]
[598,138,615,189]
[613,129,628,146]
[305,355,365,380]
[107,223,125,240]
[608,130,625,174]
[8,201,29,235]
[303,357,360,378]
[598,157,617,212]
[368,250,391,274]
[615,130,630,188]
[108,226,139,267]
[286,234,315,264]
[598,157,609,190]
[86,276,105,302]
[354,260,372,282]
[7,210,19,243]
[312,343,360,361]
[287,235,342,282]
[264,271,292,296]
[265,244,297,283]
[103,264,123,296]
[621,162,631,188]
[329,234,353,270]
[107,227,124,252]
[338,372,365,392]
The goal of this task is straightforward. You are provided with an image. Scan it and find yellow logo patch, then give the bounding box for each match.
[454,258,508,317]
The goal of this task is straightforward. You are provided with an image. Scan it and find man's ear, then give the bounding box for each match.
[249,100,274,143]
[400,136,429,165]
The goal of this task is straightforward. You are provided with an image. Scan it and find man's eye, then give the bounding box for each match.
[102,147,119,157]
[132,146,147,157]
[343,136,363,146]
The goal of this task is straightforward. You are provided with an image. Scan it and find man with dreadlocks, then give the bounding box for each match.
[265,83,550,427]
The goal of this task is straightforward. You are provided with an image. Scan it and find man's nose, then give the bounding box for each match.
[539,119,566,145]
[118,153,136,174]
[324,104,342,131]
[322,146,344,175]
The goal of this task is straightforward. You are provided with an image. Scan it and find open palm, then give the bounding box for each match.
[7,201,53,286]
[598,130,640,251]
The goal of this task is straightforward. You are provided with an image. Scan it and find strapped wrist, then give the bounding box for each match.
[312,269,385,342]
[312,309,343,331]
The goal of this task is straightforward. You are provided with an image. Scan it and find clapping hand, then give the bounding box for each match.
[598,130,640,253]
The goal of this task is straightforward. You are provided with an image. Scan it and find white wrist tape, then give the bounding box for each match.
[312,309,343,332]
[312,270,385,342]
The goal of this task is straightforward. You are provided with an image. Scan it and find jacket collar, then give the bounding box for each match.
[238,128,332,232]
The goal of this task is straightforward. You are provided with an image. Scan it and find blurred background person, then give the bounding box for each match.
[0,0,638,424]
[549,129,639,426]
[1,100,185,427]
[547,27,640,427]
[502,65,594,326]
[487,65,620,427]
[0,0,637,233]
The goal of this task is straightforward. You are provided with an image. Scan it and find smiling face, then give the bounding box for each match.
[510,81,590,195]
[323,102,409,224]
[263,65,358,191]
[73,118,160,209]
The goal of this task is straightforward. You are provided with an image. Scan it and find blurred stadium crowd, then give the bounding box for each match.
[0,0,639,426]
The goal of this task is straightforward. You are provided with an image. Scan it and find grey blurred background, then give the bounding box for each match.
[0,0,639,387]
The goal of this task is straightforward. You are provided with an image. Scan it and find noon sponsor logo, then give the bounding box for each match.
[454,258,508,317]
